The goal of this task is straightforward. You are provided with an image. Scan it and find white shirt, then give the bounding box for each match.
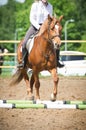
[30,1,53,30]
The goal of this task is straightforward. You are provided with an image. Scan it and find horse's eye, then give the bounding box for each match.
[51,27,54,30]
[55,25,59,30]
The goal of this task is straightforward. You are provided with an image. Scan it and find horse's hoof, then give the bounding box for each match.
[36,99,41,104]
[29,96,34,100]
[50,93,57,101]
[25,95,34,100]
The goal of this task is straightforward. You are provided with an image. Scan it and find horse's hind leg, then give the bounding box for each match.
[34,72,40,100]
[50,68,59,101]
[23,70,34,100]
[30,73,35,93]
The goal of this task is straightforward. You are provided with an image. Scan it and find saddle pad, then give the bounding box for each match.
[26,37,35,54]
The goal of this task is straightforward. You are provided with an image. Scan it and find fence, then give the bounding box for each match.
[0,40,86,69]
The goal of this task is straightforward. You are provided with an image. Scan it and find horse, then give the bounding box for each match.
[10,15,63,101]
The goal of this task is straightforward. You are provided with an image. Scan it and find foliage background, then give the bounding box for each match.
[0,0,86,53]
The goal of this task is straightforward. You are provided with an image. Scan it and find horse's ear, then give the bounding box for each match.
[59,15,64,22]
[48,14,52,22]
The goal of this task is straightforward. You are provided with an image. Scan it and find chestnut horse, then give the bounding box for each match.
[10,15,63,101]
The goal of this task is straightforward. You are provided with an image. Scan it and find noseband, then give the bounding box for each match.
[51,34,60,40]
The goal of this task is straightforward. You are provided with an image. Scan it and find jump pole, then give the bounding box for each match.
[65,101,86,105]
[36,100,86,105]
[0,103,45,109]
[0,103,86,109]
[0,100,86,105]
[0,100,65,104]
[46,104,86,109]
[0,100,36,104]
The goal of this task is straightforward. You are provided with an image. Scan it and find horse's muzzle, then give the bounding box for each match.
[54,43,60,49]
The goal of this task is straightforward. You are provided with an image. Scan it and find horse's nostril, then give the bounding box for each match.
[54,43,60,49]
[54,43,58,49]
[57,44,60,49]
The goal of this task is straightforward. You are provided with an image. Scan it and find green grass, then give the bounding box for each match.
[0,71,12,78]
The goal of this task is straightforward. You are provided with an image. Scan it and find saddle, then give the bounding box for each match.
[26,36,35,54]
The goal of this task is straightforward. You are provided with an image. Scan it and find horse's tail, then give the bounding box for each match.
[10,68,23,86]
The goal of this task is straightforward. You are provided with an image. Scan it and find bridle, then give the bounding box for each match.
[38,18,61,61]
[48,21,60,39]
[50,34,61,40]
[47,20,61,49]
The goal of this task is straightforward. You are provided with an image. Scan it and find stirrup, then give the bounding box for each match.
[17,62,24,69]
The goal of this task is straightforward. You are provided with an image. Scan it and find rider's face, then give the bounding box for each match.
[41,0,48,3]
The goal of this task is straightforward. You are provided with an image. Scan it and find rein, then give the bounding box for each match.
[51,34,60,39]
[38,19,60,62]
[38,36,54,62]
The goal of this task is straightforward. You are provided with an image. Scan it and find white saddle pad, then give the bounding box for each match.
[26,37,35,54]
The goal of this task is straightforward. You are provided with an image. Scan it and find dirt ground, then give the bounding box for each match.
[0,76,86,130]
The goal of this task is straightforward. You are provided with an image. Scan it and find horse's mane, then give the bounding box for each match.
[37,18,49,36]
[37,15,59,37]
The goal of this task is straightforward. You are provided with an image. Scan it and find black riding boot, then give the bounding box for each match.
[56,49,64,68]
[17,47,28,69]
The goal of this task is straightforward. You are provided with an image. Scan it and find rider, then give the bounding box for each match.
[18,0,64,68]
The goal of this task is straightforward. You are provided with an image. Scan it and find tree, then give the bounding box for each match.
[0,0,86,53]
[0,0,16,53]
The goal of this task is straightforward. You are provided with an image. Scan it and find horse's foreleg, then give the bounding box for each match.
[34,73,40,100]
[23,70,33,99]
[30,73,35,93]
[50,68,59,101]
